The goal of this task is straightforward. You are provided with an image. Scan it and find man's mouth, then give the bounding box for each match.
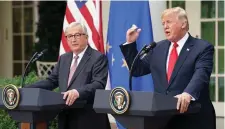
[165,31,170,35]
[72,44,78,46]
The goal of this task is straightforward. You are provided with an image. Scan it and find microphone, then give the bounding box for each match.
[139,42,156,59]
[129,42,156,90]
[31,49,48,63]
[20,49,47,88]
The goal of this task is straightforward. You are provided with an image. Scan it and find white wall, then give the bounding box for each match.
[102,1,110,50]
[0,1,13,78]
[149,1,166,41]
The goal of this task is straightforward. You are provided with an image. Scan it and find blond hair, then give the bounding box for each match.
[161,7,189,31]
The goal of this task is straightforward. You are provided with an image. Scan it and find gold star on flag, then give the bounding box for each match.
[112,54,115,66]
[122,58,128,70]
[106,42,112,53]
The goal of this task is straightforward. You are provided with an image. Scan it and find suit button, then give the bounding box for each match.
[166,90,170,94]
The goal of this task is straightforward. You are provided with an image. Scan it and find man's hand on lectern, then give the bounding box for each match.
[62,89,79,106]
[175,92,192,113]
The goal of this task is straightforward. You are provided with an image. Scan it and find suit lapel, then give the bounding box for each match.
[62,52,73,92]
[168,36,194,87]
[162,41,171,88]
[67,46,92,89]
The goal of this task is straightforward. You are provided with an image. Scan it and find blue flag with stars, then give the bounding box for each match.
[106,1,154,129]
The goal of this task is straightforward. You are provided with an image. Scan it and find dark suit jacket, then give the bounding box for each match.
[27,46,110,129]
[120,35,216,129]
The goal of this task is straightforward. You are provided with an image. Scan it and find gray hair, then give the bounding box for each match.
[65,22,88,35]
[161,7,189,31]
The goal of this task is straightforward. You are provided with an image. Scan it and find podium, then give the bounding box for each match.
[93,89,201,129]
[0,88,86,129]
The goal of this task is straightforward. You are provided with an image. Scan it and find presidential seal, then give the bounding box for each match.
[109,87,130,114]
[2,84,20,110]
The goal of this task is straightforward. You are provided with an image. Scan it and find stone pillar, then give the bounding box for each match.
[149,1,167,42]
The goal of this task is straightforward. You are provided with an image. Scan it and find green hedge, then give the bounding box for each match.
[0,72,58,129]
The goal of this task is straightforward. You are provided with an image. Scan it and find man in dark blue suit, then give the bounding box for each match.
[120,7,216,129]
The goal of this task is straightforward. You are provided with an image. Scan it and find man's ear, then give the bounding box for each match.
[181,25,185,29]
[182,20,187,29]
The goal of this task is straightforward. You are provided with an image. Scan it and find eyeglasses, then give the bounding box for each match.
[66,33,86,40]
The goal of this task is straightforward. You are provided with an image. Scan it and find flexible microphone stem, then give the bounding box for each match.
[20,52,38,88]
[129,45,147,91]
[128,42,156,91]
[20,49,47,88]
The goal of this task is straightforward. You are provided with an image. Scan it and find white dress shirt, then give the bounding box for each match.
[68,45,88,98]
[166,32,189,72]
[166,33,195,100]
[70,45,88,68]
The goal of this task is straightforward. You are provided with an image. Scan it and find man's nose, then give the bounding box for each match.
[163,23,169,29]
[72,38,77,42]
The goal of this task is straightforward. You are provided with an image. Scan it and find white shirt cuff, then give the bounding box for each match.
[123,42,134,45]
[184,92,195,101]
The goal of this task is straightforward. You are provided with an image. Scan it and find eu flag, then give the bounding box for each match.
[106,1,155,129]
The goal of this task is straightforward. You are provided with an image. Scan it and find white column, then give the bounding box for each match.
[149,1,167,42]
[0,1,13,78]
[185,1,201,38]
[102,1,110,51]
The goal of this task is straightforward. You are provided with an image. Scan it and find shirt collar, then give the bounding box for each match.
[172,32,189,47]
[73,45,88,58]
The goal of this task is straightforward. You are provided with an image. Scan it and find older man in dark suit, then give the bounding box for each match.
[27,22,110,129]
[120,7,216,129]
